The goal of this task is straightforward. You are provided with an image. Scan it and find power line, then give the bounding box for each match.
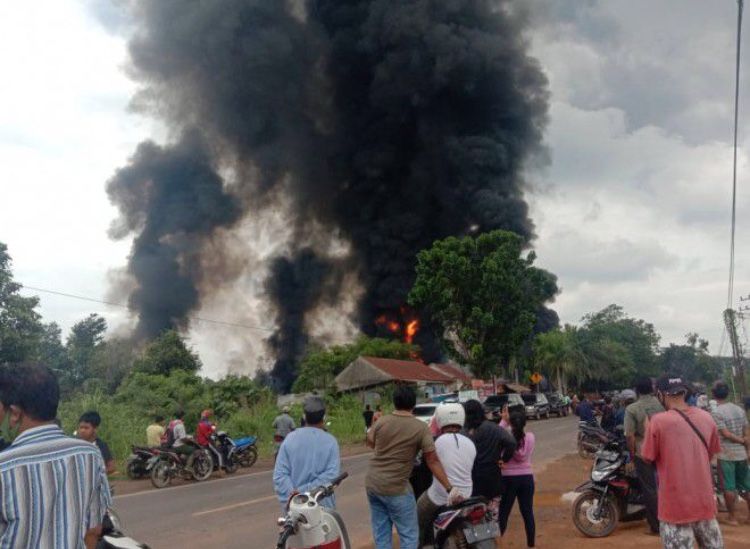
[728,0,744,309]
[19,284,275,333]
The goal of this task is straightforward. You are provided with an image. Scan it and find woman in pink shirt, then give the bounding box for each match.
[499,405,536,547]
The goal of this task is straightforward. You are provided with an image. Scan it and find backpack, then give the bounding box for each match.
[161,420,179,447]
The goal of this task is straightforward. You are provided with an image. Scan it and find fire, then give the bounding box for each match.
[387,321,400,333]
[405,319,419,344]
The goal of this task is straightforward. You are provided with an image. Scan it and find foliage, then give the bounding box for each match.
[0,242,44,363]
[660,333,724,384]
[206,375,273,417]
[58,314,108,392]
[409,230,558,379]
[533,325,585,392]
[133,330,201,375]
[292,336,418,392]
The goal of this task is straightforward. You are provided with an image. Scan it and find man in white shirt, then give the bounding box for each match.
[416,402,476,547]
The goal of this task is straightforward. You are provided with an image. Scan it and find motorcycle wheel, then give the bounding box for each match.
[192,450,213,481]
[572,491,618,538]
[150,461,172,489]
[441,530,469,549]
[225,455,239,474]
[126,458,143,480]
[577,436,597,459]
[241,446,258,468]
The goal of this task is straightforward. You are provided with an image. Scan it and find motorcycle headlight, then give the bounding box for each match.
[591,461,620,482]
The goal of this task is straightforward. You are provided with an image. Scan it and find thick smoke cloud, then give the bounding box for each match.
[108,0,550,390]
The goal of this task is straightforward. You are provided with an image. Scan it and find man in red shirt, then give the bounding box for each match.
[642,376,724,549]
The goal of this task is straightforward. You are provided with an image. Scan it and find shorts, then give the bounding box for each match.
[660,519,723,549]
[717,459,750,493]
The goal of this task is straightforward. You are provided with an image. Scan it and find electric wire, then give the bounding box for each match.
[19,284,275,333]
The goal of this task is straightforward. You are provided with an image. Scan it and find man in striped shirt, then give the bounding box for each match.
[0,363,112,549]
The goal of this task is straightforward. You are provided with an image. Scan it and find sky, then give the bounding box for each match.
[1,0,748,376]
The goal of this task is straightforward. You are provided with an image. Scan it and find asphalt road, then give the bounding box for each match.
[115,414,578,548]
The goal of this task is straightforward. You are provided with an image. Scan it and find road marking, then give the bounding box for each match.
[192,494,278,516]
[114,451,372,501]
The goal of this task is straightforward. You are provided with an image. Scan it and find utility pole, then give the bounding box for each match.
[724,307,747,398]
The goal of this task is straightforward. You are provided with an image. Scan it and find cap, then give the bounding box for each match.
[655,375,689,395]
[282,406,290,413]
[303,396,326,414]
[619,389,636,401]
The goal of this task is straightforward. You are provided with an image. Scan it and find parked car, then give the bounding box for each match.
[413,403,438,425]
[483,393,525,421]
[522,393,550,420]
[545,392,569,417]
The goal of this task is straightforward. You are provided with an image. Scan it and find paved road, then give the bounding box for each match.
[115,415,578,548]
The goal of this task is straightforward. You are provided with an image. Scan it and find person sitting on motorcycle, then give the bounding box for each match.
[273,396,340,510]
[168,409,195,470]
[416,402,476,548]
[196,409,222,469]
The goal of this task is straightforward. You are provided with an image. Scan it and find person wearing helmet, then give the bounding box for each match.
[272,405,296,460]
[416,402,476,548]
[614,389,637,428]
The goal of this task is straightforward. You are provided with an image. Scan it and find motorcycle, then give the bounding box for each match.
[577,420,613,459]
[432,497,499,549]
[97,509,150,549]
[125,446,159,480]
[210,431,239,473]
[572,438,645,538]
[148,441,213,489]
[232,435,259,468]
[276,472,350,549]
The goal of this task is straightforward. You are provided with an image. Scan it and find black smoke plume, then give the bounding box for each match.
[108,0,550,390]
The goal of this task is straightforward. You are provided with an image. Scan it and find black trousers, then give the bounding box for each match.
[498,475,535,547]
[634,456,659,533]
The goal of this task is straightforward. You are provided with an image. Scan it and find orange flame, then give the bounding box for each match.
[405,319,419,344]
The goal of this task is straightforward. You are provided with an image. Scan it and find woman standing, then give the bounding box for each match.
[499,405,536,547]
[463,400,517,526]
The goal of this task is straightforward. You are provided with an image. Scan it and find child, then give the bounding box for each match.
[77,410,116,475]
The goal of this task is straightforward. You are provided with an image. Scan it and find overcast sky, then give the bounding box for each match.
[1,1,748,375]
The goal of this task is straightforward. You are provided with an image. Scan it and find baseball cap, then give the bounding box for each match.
[303,396,326,414]
[619,389,636,401]
[655,375,689,395]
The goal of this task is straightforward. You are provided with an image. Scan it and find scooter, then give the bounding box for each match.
[572,438,645,537]
[125,445,159,480]
[275,472,350,549]
[577,420,614,459]
[232,435,259,468]
[433,497,499,549]
[97,509,150,549]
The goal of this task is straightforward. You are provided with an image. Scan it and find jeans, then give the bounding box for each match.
[634,456,659,533]
[367,490,419,549]
[498,474,535,547]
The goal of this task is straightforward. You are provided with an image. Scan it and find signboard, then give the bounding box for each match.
[458,390,479,403]
[530,372,543,385]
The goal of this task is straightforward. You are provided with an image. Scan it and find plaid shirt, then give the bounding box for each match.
[713,402,749,461]
[0,425,111,548]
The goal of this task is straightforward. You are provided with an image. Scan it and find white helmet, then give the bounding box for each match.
[434,402,465,430]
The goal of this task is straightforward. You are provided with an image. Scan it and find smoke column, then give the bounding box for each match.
[107,0,550,390]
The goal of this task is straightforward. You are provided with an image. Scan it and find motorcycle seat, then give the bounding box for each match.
[233,436,256,447]
[439,496,488,512]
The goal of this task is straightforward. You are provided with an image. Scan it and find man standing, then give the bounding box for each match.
[77,410,116,476]
[272,406,296,459]
[711,381,750,526]
[363,404,375,433]
[273,396,340,509]
[366,385,455,549]
[624,377,664,535]
[0,364,111,549]
[642,376,723,549]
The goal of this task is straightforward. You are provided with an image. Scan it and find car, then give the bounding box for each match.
[483,393,525,420]
[522,393,550,420]
[412,403,438,425]
[545,392,569,417]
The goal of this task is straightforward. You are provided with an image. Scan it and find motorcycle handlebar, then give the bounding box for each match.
[331,472,349,486]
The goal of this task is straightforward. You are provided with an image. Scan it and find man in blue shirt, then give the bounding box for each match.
[576,394,595,423]
[273,396,340,509]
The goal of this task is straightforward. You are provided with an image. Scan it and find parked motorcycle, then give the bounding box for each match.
[125,446,159,480]
[577,420,613,459]
[572,438,645,538]
[232,435,258,468]
[97,509,150,549]
[432,497,499,549]
[149,441,213,489]
[276,472,350,549]
[211,431,239,473]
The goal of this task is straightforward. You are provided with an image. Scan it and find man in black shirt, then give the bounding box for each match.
[77,410,116,475]
[363,404,375,433]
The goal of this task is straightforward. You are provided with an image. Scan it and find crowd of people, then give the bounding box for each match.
[272,385,539,549]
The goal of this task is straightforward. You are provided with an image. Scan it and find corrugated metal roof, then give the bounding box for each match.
[429,363,472,383]
[360,356,453,383]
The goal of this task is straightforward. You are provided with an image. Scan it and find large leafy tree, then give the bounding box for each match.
[59,313,108,391]
[408,230,558,379]
[133,330,202,375]
[293,336,417,392]
[0,242,44,363]
[660,333,724,384]
[534,325,586,393]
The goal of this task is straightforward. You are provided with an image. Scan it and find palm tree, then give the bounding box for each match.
[533,325,586,393]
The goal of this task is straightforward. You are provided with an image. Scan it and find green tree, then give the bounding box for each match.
[115,370,207,426]
[660,333,723,384]
[408,230,558,379]
[533,326,585,393]
[206,375,270,417]
[133,330,201,375]
[60,313,108,391]
[293,336,418,392]
[87,338,137,394]
[38,322,70,374]
[0,242,44,363]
